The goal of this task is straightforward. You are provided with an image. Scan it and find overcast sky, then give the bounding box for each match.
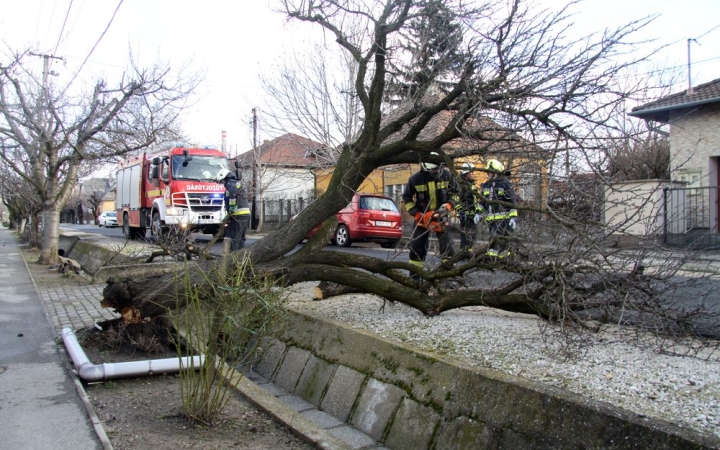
[2,0,719,157]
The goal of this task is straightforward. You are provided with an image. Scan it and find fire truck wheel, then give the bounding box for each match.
[151,211,166,238]
[122,216,131,239]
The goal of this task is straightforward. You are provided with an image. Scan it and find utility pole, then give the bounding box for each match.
[251,108,263,232]
[29,52,63,87]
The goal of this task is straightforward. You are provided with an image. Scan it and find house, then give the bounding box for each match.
[234,133,327,229]
[313,108,548,210]
[630,78,720,245]
[70,178,114,224]
[235,133,329,199]
[629,77,720,188]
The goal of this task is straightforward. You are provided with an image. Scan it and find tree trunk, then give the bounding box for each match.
[101,246,544,323]
[39,207,61,264]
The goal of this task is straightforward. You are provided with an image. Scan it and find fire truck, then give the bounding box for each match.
[116,147,231,240]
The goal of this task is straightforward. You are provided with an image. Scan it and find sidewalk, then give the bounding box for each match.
[0,226,106,450]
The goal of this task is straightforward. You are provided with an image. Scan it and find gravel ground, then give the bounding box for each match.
[285,282,720,439]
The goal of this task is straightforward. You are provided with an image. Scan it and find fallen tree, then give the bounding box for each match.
[101,0,719,349]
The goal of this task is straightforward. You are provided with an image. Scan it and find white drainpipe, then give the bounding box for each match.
[62,327,204,382]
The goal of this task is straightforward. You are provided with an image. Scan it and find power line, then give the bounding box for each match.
[33,0,46,42]
[53,0,74,56]
[64,0,124,87]
[694,23,720,41]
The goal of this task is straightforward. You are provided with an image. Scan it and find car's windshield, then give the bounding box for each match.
[359,196,398,211]
[106,212,116,218]
[172,155,230,181]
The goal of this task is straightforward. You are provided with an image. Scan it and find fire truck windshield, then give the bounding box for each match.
[171,155,229,181]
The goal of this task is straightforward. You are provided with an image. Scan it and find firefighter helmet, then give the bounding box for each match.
[486,159,505,173]
[215,169,235,182]
[420,152,442,171]
[460,162,474,175]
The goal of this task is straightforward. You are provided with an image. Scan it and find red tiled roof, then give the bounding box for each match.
[235,133,330,168]
[629,78,720,122]
[382,105,536,158]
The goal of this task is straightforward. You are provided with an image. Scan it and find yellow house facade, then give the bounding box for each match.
[313,155,546,214]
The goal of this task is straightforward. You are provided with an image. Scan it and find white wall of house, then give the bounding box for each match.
[669,102,720,185]
[260,166,315,200]
[604,180,685,240]
[668,103,720,232]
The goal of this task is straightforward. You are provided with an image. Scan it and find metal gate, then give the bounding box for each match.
[663,186,720,249]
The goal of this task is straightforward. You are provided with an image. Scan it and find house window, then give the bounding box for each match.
[385,184,404,203]
[678,171,702,195]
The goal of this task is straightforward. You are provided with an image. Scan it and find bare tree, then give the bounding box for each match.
[0,51,196,264]
[607,132,670,181]
[103,0,717,348]
[86,191,105,225]
[0,164,38,235]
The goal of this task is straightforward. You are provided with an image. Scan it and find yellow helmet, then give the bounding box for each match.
[486,159,504,173]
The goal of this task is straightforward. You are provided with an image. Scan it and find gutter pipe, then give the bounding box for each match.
[628,96,720,118]
[61,327,204,382]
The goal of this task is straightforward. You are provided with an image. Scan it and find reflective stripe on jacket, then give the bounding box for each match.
[480,176,516,221]
[402,167,457,213]
[224,179,251,216]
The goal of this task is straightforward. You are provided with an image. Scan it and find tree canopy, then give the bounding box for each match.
[99,0,718,353]
[0,51,197,263]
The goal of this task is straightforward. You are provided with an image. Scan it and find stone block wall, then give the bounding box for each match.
[254,310,720,450]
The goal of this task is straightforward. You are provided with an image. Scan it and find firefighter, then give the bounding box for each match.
[402,152,457,279]
[217,169,251,251]
[480,159,517,258]
[455,163,484,250]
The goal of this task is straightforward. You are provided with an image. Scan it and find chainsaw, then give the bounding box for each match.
[416,208,452,233]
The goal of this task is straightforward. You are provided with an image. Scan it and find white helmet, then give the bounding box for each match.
[420,152,442,171]
[215,169,234,182]
[460,162,474,175]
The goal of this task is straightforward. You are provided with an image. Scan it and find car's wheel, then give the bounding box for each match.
[381,240,399,249]
[98,222,103,227]
[334,225,352,247]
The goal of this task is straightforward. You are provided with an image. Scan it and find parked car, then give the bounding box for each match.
[300,193,403,248]
[98,211,118,227]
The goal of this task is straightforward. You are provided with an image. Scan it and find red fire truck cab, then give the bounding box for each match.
[116,147,231,240]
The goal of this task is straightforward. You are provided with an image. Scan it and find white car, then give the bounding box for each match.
[98,211,118,227]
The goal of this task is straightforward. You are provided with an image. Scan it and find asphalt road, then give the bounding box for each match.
[60,223,408,261]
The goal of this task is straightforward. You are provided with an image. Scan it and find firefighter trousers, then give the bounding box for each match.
[409,224,455,266]
[227,214,251,251]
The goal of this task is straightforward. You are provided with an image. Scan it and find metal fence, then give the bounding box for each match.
[255,197,315,229]
[664,185,720,249]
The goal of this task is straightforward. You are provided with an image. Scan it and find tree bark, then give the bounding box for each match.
[314,281,363,300]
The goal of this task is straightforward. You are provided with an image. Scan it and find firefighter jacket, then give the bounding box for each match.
[455,180,484,217]
[402,167,458,215]
[224,179,251,217]
[480,175,517,222]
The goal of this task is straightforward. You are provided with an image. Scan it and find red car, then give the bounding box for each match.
[304,193,403,248]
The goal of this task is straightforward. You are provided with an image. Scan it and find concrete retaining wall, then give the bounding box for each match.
[255,310,720,450]
[61,235,182,283]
